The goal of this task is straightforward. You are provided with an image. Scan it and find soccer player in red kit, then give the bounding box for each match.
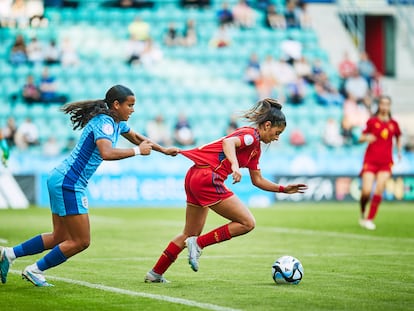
[144,98,307,283]
[358,95,402,230]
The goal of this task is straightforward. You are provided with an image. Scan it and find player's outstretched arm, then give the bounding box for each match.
[122,130,180,156]
[249,169,307,194]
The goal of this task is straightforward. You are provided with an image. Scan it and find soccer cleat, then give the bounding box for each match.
[144,270,170,283]
[358,218,366,228]
[185,236,202,272]
[0,247,10,284]
[22,266,53,287]
[363,220,376,230]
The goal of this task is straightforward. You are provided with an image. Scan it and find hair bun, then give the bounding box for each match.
[264,98,282,110]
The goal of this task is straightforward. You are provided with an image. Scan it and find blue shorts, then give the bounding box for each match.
[47,169,89,216]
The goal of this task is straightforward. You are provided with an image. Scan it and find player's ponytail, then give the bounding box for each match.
[62,85,134,130]
[242,98,286,128]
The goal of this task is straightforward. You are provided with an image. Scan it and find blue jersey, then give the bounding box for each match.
[55,114,130,190]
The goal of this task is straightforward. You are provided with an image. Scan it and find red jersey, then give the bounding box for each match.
[180,127,261,179]
[362,116,401,165]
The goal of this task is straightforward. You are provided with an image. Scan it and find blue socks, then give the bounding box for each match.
[13,235,45,258]
[37,246,67,271]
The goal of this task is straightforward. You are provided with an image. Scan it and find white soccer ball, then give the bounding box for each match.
[272,255,304,285]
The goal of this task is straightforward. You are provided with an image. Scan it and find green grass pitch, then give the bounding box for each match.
[0,202,413,311]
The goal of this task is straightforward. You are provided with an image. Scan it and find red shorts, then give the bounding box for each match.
[184,165,234,207]
[360,162,393,176]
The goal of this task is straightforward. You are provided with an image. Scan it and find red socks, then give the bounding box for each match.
[197,224,232,249]
[152,242,183,275]
[367,194,382,220]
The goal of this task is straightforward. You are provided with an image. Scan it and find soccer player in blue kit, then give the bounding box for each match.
[0,85,179,286]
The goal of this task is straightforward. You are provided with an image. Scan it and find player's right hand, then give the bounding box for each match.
[139,140,153,156]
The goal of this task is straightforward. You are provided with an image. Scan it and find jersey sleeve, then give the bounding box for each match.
[230,128,259,149]
[93,115,116,142]
[119,121,130,134]
[362,118,374,134]
[246,148,261,170]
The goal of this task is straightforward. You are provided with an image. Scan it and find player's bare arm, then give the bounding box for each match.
[222,136,242,184]
[96,137,151,160]
[249,169,307,193]
[122,130,180,156]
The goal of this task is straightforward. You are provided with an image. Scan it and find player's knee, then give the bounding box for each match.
[241,217,256,233]
[76,238,90,252]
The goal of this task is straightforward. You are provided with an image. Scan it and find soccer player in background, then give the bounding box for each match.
[358,95,402,230]
[0,85,179,286]
[145,98,307,283]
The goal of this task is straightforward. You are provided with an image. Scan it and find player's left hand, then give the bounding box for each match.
[164,147,180,156]
[284,184,307,194]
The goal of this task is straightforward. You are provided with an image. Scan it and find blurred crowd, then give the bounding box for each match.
[1,0,413,155]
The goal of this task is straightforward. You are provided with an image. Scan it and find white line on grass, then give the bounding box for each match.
[10,270,241,311]
[0,238,8,243]
[260,227,414,243]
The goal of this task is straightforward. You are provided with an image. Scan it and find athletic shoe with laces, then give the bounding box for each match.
[363,220,376,230]
[22,266,53,287]
[0,247,10,284]
[185,236,202,272]
[144,270,170,283]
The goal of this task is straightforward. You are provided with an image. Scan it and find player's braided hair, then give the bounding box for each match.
[61,85,134,130]
[242,98,286,128]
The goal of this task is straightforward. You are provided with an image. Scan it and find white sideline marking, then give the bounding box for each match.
[10,270,240,311]
[260,227,414,243]
[0,238,8,244]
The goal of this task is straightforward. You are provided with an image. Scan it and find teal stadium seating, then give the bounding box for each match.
[1,0,342,152]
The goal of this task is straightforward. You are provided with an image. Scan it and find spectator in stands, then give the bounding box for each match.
[284,0,300,29]
[285,77,306,105]
[174,113,195,147]
[42,136,61,157]
[181,19,197,47]
[370,70,384,100]
[310,58,325,84]
[338,51,357,80]
[14,117,40,149]
[344,68,369,104]
[39,67,68,104]
[232,0,255,29]
[343,94,370,129]
[243,53,261,86]
[2,117,17,149]
[9,0,30,28]
[164,23,181,47]
[314,72,343,107]
[181,0,210,8]
[273,57,297,87]
[140,38,163,66]
[0,0,12,27]
[294,56,313,83]
[322,118,343,148]
[26,36,44,65]
[297,1,312,29]
[280,35,302,66]
[126,34,145,66]
[9,34,27,65]
[43,39,61,65]
[22,74,41,104]
[358,51,376,84]
[289,128,306,147]
[217,1,234,26]
[209,24,232,48]
[128,16,150,42]
[146,114,172,147]
[60,37,79,67]
[264,4,286,30]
